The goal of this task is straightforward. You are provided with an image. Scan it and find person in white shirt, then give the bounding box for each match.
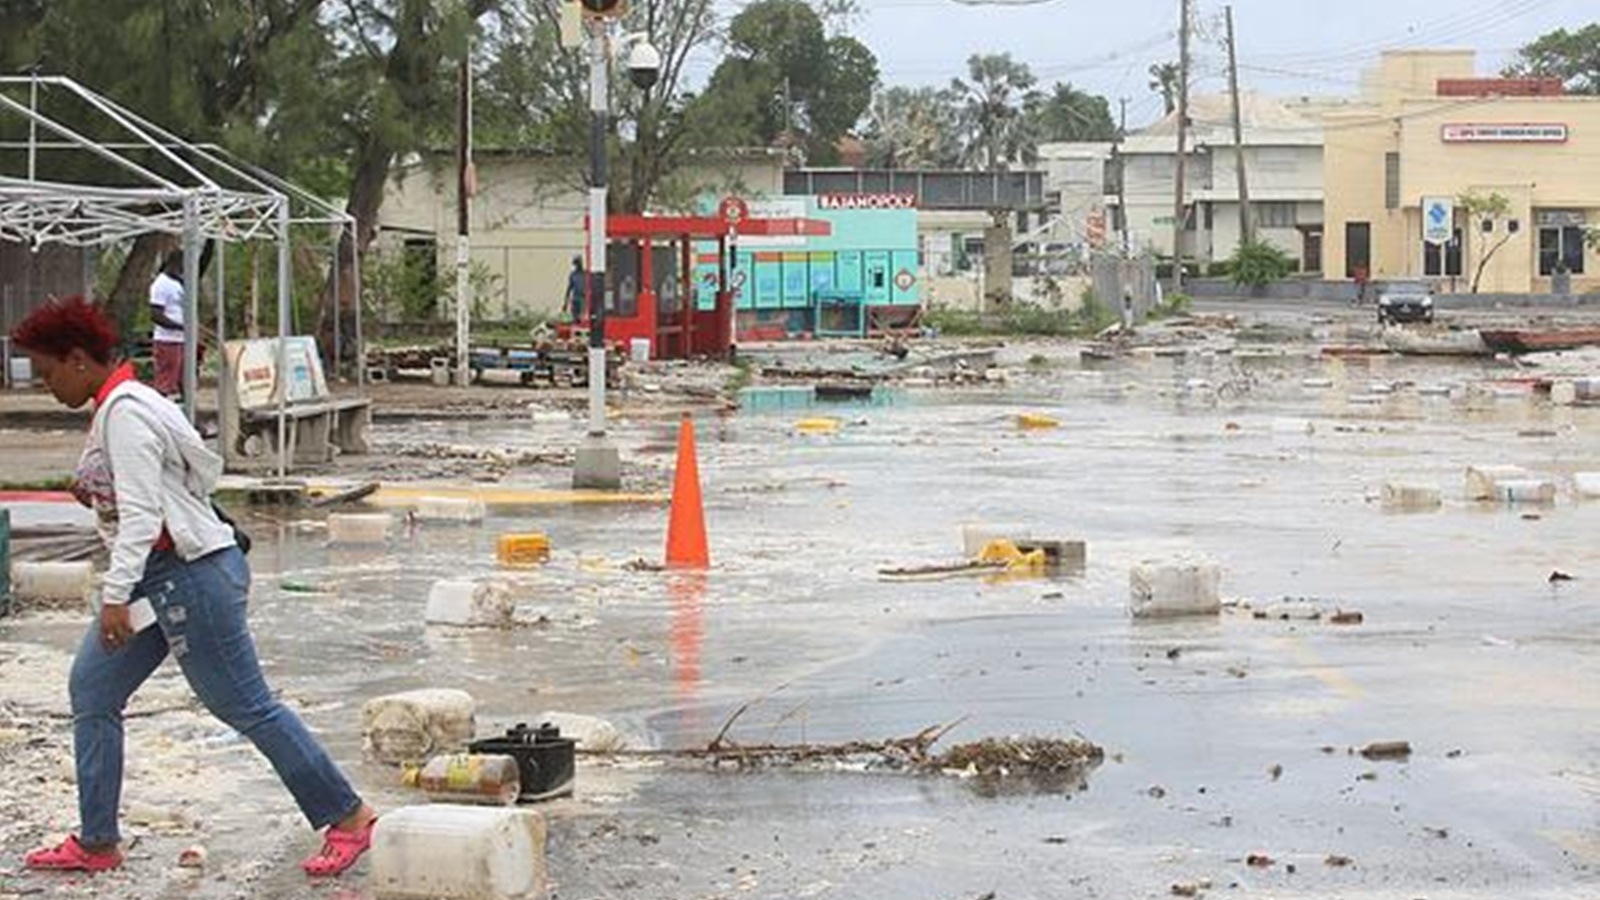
[149,251,187,398]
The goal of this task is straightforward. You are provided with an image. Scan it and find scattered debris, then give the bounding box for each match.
[1147,785,1168,799]
[1424,826,1450,840]
[1328,611,1365,626]
[1269,764,1283,781]
[1324,854,1352,868]
[1360,741,1413,761]
[1246,853,1274,868]
[1549,570,1575,583]
[177,845,207,868]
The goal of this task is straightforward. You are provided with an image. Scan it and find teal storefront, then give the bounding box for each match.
[694,195,920,338]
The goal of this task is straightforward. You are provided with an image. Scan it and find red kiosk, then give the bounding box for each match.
[588,197,831,360]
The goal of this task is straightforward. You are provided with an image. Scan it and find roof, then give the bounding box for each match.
[1136,92,1323,146]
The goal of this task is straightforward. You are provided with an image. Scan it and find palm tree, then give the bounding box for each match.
[950,53,1041,172]
[1148,61,1180,115]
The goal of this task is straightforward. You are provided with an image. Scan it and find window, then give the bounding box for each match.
[1384,153,1400,210]
[1424,229,1463,277]
[1539,226,1586,276]
[1257,202,1296,229]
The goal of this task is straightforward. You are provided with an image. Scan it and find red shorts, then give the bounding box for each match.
[153,341,185,396]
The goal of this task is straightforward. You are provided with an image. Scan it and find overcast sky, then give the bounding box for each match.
[704,0,1595,128]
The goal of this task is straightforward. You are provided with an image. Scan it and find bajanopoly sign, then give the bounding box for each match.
[816,192,918,210]
[1440,123,1568,143]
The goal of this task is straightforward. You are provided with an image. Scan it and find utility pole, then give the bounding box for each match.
[1226,5,1253,247]
[1171,0,1191,292]
[454,50,472,387]
[1116,97,1131,255]
[573,12,622,489]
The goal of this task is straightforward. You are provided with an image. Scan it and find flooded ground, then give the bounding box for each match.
[3,325,1599,899]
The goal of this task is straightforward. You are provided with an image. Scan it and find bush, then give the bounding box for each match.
[1227,240,1295,288]
[1205,261,1233,278]
[1147,292,1192,320]
[922,297,1112,338]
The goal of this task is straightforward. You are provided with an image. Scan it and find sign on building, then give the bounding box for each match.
[1422,197,1454,245]
[1440,123,1568,143]
[817,192,918,211]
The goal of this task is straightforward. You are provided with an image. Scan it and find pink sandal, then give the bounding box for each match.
[302,818,377,877]
[25,835,124,872]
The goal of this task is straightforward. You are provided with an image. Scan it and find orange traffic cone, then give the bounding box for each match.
[665,413,710,568]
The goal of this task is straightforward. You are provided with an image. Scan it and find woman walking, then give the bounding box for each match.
[11,296,376,877]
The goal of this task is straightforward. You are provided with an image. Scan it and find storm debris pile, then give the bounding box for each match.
[932,737,1105,778]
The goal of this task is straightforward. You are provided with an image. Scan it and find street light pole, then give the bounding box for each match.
[574,12,622,490]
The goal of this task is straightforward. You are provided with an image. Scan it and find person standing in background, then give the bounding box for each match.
[565,255,588,323]
[148,251,187,400]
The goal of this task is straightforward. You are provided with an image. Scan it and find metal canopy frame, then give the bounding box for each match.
[0,74,363,478]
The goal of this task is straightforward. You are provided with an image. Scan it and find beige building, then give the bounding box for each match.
[1324,50,1600,294]
[377,148,786,319]
[1116,93,1326,270]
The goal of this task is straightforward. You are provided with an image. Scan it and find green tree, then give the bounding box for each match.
[1227,239,1294,288]
[3,0,330,335]
[1505,24,1600,94]
[1457,190,1514,294]
[693,0,877,164]
[862,85,961,169]
[1031,83,1117,143]
[1148,61,1179,114]
[950,53,1040,172]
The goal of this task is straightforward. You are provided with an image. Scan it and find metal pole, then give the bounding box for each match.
[27,72,38,182]
[1172,0,1191,293]
[587,17,609,431]
[573,13,621,490]
[455,50,473,387]
[352,224,365,390]
[1226,5,1253,247]
[181,198,200,423]
[276,199,291,479]
[1116,97,1131,256]
[216,240,232,458]
[332,231,342,382]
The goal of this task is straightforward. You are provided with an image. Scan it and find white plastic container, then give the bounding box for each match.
[1381,483,1442,512]
[10,561,93,604]
[370,805,547,900]
[7,355,32,387]
[1573,472,1600,498]
[1465,465,1532,501]
[327,512,394,545]
[1129,558,1221,619]
[1550,381,1578,406]
[426,580,515,628]
[1495,479,1557,504]
[414,496,487,523]
[362,689,477,765]
[629,337,651,363]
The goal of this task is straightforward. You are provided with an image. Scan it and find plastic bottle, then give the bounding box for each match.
[403,754,521,806]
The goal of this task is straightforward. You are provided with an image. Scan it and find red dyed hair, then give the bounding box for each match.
[10,295,120,365]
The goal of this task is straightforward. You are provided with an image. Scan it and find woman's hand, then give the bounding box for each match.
[99,604,134,650]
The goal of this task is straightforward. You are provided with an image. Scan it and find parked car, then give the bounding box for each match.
[1376,279,1435,325]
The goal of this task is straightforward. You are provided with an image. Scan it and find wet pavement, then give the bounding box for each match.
[3,344,1599,899]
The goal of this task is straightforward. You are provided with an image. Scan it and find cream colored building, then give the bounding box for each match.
[1116,93,1326,270]
[377,148,786,319]
[1324,50,1600,294]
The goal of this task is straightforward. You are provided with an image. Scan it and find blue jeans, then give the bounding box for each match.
[70,547,360,845]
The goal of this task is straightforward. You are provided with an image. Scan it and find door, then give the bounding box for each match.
[1345,222,1371,279]
[864,251,891,305]
[1302,229,1323,274]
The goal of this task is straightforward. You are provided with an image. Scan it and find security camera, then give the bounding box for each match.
[626,41,661,90]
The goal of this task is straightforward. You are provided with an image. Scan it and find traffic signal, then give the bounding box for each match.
[579,0,626,16]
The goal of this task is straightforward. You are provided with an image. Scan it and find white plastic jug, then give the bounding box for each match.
[370,805,547,900]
